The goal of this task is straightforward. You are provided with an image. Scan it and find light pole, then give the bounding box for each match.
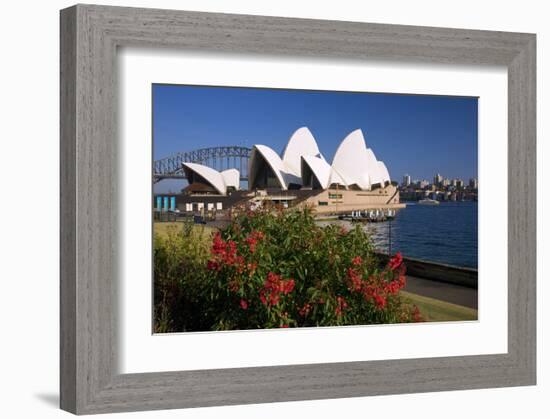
[388,218,392,256]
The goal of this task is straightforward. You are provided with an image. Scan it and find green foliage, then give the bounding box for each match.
[153,221,211,332]
[153,209,421,332]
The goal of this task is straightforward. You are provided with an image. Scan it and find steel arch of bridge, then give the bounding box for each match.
[153,146,252,183]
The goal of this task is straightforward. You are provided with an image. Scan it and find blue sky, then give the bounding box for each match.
[153,84,477,193]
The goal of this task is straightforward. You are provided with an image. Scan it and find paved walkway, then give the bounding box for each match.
[404,275,478,310]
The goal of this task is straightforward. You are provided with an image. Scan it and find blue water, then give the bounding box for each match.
[323,202,478,268]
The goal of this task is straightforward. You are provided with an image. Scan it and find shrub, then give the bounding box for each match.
[153,221,212,332]
[185,208,422,331]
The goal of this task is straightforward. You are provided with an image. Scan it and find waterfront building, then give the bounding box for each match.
[181,163,240,195]
[162,127,404,216]
[469,178,478,189]
[402,174,411,187]
[248,127,400,214]
[434,173,443,186]
[249,128,391,192]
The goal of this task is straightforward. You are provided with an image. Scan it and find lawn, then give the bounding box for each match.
[153,221,215,240]
[401,290,478,322]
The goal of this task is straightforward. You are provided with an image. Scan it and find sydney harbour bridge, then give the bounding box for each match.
[153,146,251,184]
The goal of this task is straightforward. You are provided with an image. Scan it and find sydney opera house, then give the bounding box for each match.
[161,127,404,215]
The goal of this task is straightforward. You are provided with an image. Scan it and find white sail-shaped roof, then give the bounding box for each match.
[331,129,373,190]
[377,161,391,184]
[281,127,322,177]
[301,155,331,189]
[221,169,240,190]
[365,148,384,186]
[182,162,240,195]
[248,126,391,192]
[328,167,348,188]
[249,145,290,190]
[330,129,393,190]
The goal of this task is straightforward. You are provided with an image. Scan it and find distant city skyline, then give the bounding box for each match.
[402,172,478,183]
[153,84,478,193]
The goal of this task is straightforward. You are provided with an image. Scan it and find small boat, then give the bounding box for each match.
[418,198,440,205]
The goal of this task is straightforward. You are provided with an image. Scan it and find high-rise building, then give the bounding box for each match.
[442,178,450,187]
[469,178,478,189]
[402,174,411,187]
[434,173,443,186]
[419,180,429,189]
[456,179,464,189]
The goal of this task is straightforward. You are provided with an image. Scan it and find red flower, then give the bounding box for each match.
[245,230,266,254]
[280,324,289,328]
[398,274,406,288]
[281,279,295,295]
[266,271,280,283]
[211,232,225,253]
[388,252,403,271]
[373,294,387,310]
[253,231,265,240]
[299,303,312,317]
[384,278,404,295]
[347,267,363,292]
[362,284,376,300]
[412,305,423,322]
[335,296,348,316]
[207,260,220,271]
[228,280,239,292]
[352,256,362,266]
[246,262,258,276]
[226,241,238,264]
[208,232,243,269]
[234,255,246,273]
[245,236,257,253]
[269,293,280,306]
[240,299,248,310]
[260,272,287,307]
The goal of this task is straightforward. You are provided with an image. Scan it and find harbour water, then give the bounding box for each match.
[320,201,478,269]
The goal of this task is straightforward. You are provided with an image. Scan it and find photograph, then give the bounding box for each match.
[152,84,479,333]
[2,0,542,417]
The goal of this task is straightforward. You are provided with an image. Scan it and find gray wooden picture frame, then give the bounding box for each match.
[60,4,536,415]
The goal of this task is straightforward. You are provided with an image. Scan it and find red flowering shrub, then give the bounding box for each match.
[199,208,422,330]
[153,209,423,332]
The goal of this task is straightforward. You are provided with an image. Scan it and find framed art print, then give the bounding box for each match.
[60,4,536,414]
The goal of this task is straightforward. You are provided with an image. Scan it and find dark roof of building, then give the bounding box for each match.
[183,182,218,194]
